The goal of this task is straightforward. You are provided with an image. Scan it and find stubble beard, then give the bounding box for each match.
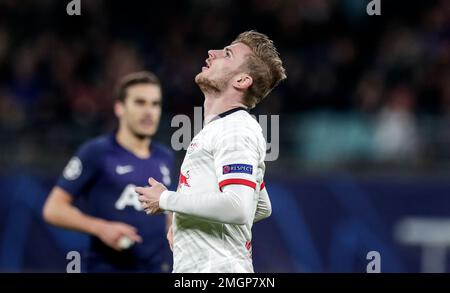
[195,71,235,95]
[195,75,222,94]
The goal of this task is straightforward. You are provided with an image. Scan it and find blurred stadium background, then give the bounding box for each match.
[0,0,449,272]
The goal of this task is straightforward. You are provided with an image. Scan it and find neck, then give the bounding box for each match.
[116,125,151,158]
[203,91,247,124]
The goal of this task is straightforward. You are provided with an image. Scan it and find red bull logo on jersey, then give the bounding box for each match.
[178,171,191,189]
[223,164,253,175]
[245,241,252,257]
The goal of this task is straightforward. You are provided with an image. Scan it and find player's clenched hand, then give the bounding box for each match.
[135,177,167,215]
[93,220,143,251]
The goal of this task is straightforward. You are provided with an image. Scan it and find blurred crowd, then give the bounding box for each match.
[0,0,449,175]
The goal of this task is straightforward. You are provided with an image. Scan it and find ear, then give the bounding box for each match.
[114,101,124,119]
[233,74,253,90]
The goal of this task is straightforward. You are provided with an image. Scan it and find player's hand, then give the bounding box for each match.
[93,220,143,251]
[135,177,167,215]
[167,225,173,251]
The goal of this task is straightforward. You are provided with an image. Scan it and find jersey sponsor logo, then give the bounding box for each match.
[222,164,253,175]
[115,184,142,211]
[63,157,82,180]
[115,165,134,175]
[178,171,190,189]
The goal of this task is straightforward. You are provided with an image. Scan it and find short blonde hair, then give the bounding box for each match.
[233,30,287,108]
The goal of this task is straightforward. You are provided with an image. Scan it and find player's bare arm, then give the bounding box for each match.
[43,187,142,251]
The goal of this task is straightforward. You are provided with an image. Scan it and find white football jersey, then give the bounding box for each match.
[171,108,266,273]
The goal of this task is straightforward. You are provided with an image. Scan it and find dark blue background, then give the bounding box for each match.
[1,173,448,272]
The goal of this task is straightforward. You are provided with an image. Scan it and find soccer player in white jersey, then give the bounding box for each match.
[136,31,286,273]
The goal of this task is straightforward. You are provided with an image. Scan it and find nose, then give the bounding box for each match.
[208,49,224,59]
[143,107,152,117]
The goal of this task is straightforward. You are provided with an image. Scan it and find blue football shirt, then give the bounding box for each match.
[56,132,176,272]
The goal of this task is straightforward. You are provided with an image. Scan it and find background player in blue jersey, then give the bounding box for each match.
[42,71,175,272]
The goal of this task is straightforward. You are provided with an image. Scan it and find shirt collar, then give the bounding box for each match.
[208,107,249,123]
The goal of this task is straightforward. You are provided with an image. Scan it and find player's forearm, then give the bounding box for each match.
[43,199,104,236]
[253,187,272,223]
[159,185,255,225]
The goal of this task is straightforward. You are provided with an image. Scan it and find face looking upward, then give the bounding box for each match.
[195,42,253,94]
[115,84,162,139]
